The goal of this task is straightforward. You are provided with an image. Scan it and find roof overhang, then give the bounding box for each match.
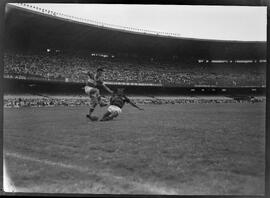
[4,4,266,59]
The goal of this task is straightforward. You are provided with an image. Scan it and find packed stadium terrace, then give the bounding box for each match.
[4,52,266,87]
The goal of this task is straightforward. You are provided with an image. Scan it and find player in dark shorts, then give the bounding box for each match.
[83,68,113,121]
[100,88,144,121]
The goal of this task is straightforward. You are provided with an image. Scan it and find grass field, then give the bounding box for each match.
[3,103,265,195]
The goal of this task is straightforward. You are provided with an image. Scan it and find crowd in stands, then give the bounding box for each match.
[4,95,265,108]
[4,97,89,108]
[4,52,266,87]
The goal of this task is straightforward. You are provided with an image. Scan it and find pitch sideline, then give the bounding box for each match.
[5,151,178,194]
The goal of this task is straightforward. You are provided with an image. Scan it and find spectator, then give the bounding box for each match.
[3,52,266,87]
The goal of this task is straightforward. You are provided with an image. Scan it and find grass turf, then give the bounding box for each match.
[3,103,265,194]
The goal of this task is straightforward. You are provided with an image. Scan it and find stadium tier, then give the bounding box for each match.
[4,52,266,87]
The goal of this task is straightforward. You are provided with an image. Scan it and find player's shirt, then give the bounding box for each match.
[110,94,130,109]
[86,74,103,88]
[94,74,104,88]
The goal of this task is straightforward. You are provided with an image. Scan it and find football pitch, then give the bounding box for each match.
[3,103,265,195]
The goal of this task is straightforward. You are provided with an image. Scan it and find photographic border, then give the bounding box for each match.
[0,0,268,197]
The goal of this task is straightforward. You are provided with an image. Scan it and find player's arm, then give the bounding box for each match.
[125,96,144,110]
[102,83,114,94]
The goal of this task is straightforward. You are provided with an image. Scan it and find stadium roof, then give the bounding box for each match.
[5,3,266,59]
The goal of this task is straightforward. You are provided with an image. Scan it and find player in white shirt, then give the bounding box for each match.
[83,68,113,121]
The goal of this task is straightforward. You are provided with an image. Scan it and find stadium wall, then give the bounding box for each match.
[3,78,266,96]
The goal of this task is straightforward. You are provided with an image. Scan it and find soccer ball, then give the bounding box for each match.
[90,116,99,121]
[86,114,99,121]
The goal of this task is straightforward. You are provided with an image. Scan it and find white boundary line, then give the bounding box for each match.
[5,151,178,194]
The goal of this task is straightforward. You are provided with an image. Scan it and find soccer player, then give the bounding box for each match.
[83,68,113,121]
[100,88,144,121]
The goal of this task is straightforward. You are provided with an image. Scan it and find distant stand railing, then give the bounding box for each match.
[13,3,182,38]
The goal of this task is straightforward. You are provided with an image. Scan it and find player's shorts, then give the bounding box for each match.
[108,105,122,115]
[84,86,95,95]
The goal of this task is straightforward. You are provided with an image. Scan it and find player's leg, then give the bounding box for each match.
[87,107,94,118]
[100,110,112,121]
[86,94,98,121]
[100,112,117,121]
[108,111,119,120]
[95,89,107,107]
[87,108,98,121]
[100,105,121,121]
